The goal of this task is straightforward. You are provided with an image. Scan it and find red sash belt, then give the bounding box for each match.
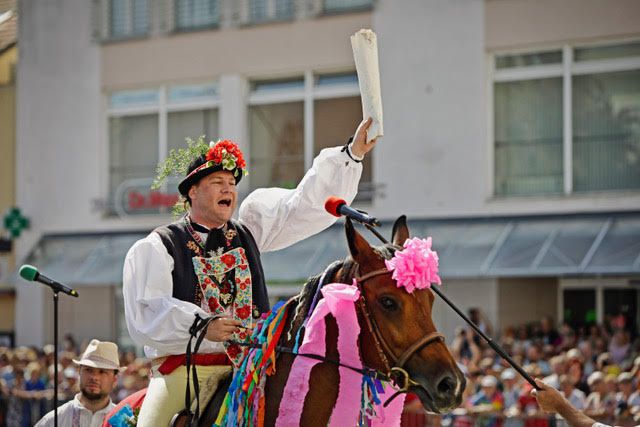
[158,353,232,375]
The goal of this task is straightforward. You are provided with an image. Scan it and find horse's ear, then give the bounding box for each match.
[345,218,376,263]
[392,215,410,247]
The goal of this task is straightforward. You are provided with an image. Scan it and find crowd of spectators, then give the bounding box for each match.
[0,335,150,427]
[1,313,639,427]
[407,309,640,427]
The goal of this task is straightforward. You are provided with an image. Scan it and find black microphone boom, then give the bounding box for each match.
[338,204,380,226]
[19,265,79,297]
[324,197,379,226]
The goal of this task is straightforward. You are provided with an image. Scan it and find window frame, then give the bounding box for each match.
[242,0,295,25]
[173,0,220,33]
[247,71,369,195]
[103,0,150,41]
[490,39,640,197]
[105,84,220,216]
[322,0,374,16]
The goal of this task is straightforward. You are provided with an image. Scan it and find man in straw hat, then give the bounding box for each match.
[35,339,122,427]
[123,118,376,425]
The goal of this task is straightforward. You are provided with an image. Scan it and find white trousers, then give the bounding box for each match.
[136,364,233,427]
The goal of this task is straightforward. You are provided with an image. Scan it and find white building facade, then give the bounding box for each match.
[12,0,640,347]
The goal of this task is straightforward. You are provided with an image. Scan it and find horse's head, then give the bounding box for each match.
[344,216,465,413]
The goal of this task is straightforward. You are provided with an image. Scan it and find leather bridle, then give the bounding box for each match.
[353,266,445,397]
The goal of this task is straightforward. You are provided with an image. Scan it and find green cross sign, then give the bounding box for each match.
[3,207,30,238]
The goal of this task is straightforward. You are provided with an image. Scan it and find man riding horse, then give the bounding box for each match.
[122,118,376,426]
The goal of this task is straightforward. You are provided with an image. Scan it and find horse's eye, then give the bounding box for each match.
[378,296,399,312]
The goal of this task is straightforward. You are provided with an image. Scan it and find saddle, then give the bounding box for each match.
[170,372,233,427]
[102,363,232,427]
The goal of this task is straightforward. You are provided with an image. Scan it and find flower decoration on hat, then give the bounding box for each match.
[385,237,442,293]
[206,139,247,177]
[152,135,249,217]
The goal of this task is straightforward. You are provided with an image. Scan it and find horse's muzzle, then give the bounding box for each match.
[412,368,466,414]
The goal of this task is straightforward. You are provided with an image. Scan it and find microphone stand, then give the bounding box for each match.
[53,290,60,427]
[19,264,77,427]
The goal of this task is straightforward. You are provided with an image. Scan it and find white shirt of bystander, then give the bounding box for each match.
[34,393,115,427]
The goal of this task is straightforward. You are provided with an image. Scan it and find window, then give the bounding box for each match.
[175,0,219,31]
[563,289,596,329]
[109,114,159,204]
[248,72,374,202]
[493,41,640,196]
[494,78,563,195]
[323,0,373,14]
[249,101,304,189]
[315,96,374,198]
[248,0,294,23]
[108,0,148,39]
[573,69,640,191]
[107,83,219,216]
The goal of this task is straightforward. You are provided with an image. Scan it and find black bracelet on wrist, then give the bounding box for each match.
[341,136,362,163]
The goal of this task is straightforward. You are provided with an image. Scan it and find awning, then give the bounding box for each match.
[9,232,147,287]
[262,211,640,280]
[8,212,640,289]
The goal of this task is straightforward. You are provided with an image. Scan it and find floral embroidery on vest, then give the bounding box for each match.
[192,247,252,366]
[186,240,202,256]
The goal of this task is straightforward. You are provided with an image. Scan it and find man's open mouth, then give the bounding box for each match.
[218,199,232,207]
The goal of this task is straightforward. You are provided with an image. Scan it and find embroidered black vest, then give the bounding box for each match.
[154,218,269,318]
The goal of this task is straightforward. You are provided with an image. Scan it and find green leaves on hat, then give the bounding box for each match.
[152,136,209,191]
[152,136,209,217]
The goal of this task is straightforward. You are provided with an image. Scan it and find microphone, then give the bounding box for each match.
[19,265,79,297]
[325,196,380,226]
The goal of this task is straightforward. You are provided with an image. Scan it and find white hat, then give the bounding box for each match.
[73,339,122,371]
[63,367,78,379]
[618,372,633,383]
[566,348,582,360]
[501,368,516,381]
[481,375,498,388]
[587,371,604,386]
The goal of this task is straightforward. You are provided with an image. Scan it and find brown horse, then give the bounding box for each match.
[109,216,465,426]
[256,216,465,425]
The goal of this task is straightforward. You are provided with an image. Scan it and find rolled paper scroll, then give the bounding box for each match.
[351,29,383,143]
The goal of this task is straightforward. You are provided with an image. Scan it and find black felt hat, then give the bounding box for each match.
[178,140,246,196]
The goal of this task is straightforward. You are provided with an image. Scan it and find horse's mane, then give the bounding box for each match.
[286,260,344,341]
[372,244,398,261]
[285,242,399,342]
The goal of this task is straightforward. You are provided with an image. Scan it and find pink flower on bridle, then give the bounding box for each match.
[384,237,442,293]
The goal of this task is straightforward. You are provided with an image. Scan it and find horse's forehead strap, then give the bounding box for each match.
[355,268,392,284]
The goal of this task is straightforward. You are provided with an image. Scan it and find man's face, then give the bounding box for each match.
[189,170,238,227]
[619,381,632,394]
[79,366,117,401]
[481,385,496,397]
[592,380,604,393]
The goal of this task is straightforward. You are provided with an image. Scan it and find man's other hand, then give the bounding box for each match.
[531,378,566,414]
[205,317,243,342]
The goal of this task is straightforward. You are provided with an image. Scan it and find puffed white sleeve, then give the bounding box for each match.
[123,232,223,357]
[238,146,362,252]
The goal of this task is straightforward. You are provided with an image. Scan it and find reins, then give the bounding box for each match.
[353,266,445,406]
[228,340,391,383]
[176,314,214,427]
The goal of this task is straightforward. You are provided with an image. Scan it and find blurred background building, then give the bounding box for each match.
[3,0,640,350]
[0,0,17,347]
